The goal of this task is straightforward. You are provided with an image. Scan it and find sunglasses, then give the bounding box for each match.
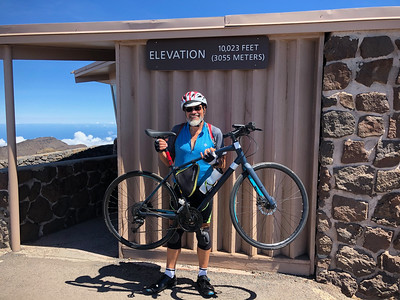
[185,105,203,113]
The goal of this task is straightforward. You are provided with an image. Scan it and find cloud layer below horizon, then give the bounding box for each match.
[0,136,26,147]
[62,131,114,147]
[0,131,114,148]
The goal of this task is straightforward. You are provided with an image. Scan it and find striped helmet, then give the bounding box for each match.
[181,91,207,110]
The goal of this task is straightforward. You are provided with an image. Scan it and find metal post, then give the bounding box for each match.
[110,84,117,121]
[3,45,20,251]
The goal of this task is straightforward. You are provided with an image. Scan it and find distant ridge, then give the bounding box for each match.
[0,137,86,160]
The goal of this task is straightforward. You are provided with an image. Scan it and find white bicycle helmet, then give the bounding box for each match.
[181,91,207,110]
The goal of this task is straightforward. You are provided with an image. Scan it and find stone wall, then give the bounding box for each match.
[0,155,117,248]
[0,144,114,169]
[317,32,400,299]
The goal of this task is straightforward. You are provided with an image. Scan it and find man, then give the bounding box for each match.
[144,91,224,297]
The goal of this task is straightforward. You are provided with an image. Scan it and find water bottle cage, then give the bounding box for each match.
[204,181,214,191]
[199,168,223,194]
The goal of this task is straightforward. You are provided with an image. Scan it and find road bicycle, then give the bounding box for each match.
[103,122,308,251]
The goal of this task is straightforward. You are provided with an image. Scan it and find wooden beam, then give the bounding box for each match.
[122,246,312,276]
[0,45,115,61]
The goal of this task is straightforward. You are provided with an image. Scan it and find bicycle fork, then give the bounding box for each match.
[240,154,277,214]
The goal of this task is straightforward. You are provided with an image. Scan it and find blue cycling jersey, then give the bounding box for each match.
[174,122,214,185]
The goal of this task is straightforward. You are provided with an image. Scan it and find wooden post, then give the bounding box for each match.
[3,45,20,252]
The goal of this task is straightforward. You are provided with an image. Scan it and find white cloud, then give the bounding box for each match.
[0,136,26,147]
[62,131,114,147]
[16,136,26,143]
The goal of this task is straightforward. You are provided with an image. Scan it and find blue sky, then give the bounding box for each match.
[0,0,399,125]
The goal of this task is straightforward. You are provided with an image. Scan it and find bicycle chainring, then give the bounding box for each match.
[178,207,203,232]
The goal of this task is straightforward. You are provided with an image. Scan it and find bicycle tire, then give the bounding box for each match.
[230,162,308,250]
[103,170,179,250]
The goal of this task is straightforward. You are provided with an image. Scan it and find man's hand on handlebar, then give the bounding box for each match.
[201,147,218,165]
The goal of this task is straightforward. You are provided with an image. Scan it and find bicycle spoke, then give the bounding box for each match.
[230,163,308,251]
[103,171,178,250]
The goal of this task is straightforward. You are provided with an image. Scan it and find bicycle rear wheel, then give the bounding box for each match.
[103,170,178,250]
[230,162,308,250]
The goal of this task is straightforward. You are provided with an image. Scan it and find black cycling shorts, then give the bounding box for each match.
[173,184,212,224]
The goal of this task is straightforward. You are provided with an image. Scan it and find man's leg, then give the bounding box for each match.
[197,247,211,269]
[143,248,180,294]
[196,225,215,296]
[167,247,181,270]
[143,228,183,295]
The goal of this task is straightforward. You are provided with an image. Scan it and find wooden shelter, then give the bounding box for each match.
[1,7,399,275]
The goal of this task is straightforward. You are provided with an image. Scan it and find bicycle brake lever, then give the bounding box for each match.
[246,122,262,132]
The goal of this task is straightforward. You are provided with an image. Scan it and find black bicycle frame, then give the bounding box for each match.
[196,141,276,211]
[141,137,276,219]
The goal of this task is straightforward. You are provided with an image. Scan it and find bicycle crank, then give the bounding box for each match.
[178,206,203,232]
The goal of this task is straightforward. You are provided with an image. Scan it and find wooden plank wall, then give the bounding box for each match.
[116,33,323,275]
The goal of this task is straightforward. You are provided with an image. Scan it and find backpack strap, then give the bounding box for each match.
[207,122,214,142]
[177,122,185,137]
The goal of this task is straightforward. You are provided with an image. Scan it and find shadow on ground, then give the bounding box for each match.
[26,217,118,258]
[65,261,258,299]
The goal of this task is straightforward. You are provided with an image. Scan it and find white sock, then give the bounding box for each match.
[198,267,207,277]
[165,268,175,278]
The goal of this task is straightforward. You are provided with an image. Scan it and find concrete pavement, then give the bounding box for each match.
[0,218,354,299]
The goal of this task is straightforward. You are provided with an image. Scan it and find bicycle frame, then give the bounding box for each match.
[139,135,276,220]
[103,122,309,251]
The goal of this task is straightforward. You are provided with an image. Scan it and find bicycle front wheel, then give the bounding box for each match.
[103,170,178,250]
[230,162,308,250]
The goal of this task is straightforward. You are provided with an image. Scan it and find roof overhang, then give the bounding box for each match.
[72,61,115,83]
[0,7,399,61]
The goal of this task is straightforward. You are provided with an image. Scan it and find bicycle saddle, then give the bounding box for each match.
[145,129,176,139]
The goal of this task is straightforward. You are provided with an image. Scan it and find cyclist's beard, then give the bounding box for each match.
[187,116,204,127]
